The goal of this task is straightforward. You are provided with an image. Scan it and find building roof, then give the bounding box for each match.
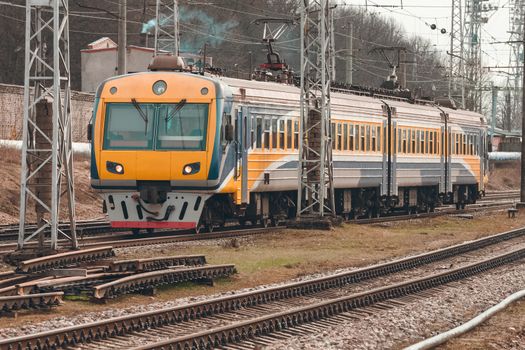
[488,127,521,138]
[87,37,117,50]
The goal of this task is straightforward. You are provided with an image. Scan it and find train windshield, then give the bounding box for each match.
[103,102,208,151]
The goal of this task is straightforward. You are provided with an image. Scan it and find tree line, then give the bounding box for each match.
[0,0,448,98]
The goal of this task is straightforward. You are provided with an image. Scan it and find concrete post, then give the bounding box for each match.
[117,0,127,75]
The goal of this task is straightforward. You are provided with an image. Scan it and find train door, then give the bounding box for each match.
[239,106,250,205]
[479,128,487,194]
[439,111,452,198]
[381,102,398,202]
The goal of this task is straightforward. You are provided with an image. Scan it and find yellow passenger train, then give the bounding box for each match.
[89,57,487,233]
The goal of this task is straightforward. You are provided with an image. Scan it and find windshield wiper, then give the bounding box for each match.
[165,99,187,123]
[131,98,148,134]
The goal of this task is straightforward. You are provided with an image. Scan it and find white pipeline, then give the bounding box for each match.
[404,289,525,350]
[0,140,90,156]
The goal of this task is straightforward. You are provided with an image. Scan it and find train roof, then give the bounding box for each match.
[216,76,486,129]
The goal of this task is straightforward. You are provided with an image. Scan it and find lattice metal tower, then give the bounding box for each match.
[297,0,335,218]
[449,0,465,108]
[506,0,524,128]
[155,0,180,55]
[18,0,77,252]
[464,0,497,112]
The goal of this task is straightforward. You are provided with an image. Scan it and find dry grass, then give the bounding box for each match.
[439,299,525,349]
[485,160,520,191]
[2,210,525,329]
[0,147,101,224]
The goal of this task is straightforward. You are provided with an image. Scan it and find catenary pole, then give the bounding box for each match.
[521,9,525,203]
[118,0,127,75]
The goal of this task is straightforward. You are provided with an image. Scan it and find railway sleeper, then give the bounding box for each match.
[151,247,525,350]
[92,264,236,300]
[4,228,523,350]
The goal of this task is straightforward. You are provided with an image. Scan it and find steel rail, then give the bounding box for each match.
[354,202,512,225]
[0,226,283,255]
[0,292,63,316]
[93,264,236,299]
[17,246,115,274]
[0,220,115,240]
[107,255,207,272]
[0,200,515,253]
[132,247,525,350]
[16,273,131,296]
[1,226,524,350]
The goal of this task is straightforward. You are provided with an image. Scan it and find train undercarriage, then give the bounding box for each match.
[195,184,481,231]
[104,182,480,234]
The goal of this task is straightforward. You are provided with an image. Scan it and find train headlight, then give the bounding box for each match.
[107,161,125,175]
[182,162,200,175]
[152,80,167,95]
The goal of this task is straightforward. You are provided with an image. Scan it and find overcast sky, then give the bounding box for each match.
[342,0,518,86]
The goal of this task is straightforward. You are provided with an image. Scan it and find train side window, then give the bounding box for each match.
[263,118,271,150]
[359,125,366,152]
[434,131,439,154]
[336,123,342,151]
[331,123,336,150]
[278,119,285,150]
[251,116,255,148]
[365,125,370,151]
[370,127,377,152]
[256,117,262,149]
[355,124,361,151]
[294,120,299,150]
[416,130,420,153]
[377,126,381,152]
[407,128,412,153]
[402,129,407,154]
[463,134,467,155]
[420,130,424,154]
[398,129,402,153]
[429,131,433,155]
[271,118,278,149]
[343,124,348,150]
[286,120,292,149]
[424,131,428,154]
[410,130,415,154]
[349,124,354,151]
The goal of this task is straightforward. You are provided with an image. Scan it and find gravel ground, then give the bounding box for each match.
[1,240,524,348]
[263,262,525,350]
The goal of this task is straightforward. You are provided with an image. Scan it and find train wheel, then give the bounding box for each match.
[207,224,214,233]
[146,228,154,234]
[194,223,204,234]
[261,218,269,228]
[132,228,141,236]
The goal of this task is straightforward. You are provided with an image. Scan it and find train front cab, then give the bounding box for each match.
[90,72,232,232]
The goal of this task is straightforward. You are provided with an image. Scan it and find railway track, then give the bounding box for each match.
[354,198,516,225]
[0,220,126,242]
[0,196,518,257]
[1,226,524,350]
[131,247,525,350]
[0,226,283,258]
